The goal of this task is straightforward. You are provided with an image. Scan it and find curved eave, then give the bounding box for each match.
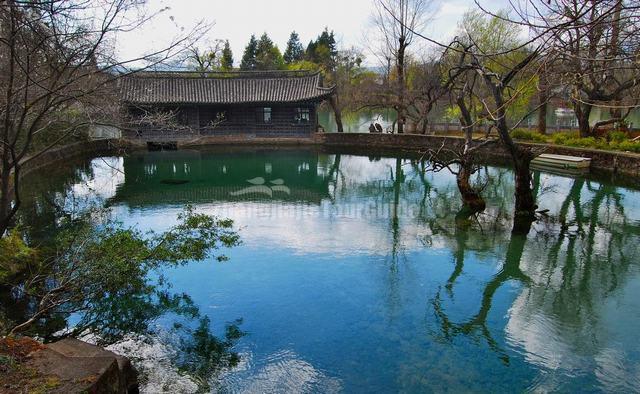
[123,92,335,106]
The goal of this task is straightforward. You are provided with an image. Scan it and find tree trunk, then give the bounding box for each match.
[0,166,12,236]
[537,63,548,134]
[329,95,344,133]
[488,83,537,220]
[537,101,547,135]
[537,81,548,135]
[392,158,402,245]
[512,153,537,230]
[456,96,473,135]
[420,118,428,135]
[397,39,406,134]
[575,102,592,138]
[1,3,16,237]
[456,160,486,212]
[607,2,624,131]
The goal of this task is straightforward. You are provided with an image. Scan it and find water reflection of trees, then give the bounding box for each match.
[433,229,530,364]
[429,173,640,383]
[16,156,99,241]
[3,156,246,391]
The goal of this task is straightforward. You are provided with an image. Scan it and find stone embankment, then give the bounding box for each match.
[17,133,640,178]
[123,132,640,177]
[316,133,640,177]
[1,337,138,393]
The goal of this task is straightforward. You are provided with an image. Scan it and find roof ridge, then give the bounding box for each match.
[126,70,321,80]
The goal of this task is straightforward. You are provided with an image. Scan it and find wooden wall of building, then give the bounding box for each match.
[127,103,318,139]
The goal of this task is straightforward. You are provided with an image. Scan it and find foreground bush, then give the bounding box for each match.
[1,206,240,338]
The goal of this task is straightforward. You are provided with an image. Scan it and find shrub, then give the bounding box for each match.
[613,140,640,153]
[0,231,38,281]
[562,136,610,150]
[608,130,628,143]
[549,133,567,145]
[508,129,639,154]
[510,128,547,142]
[549,131,578,145]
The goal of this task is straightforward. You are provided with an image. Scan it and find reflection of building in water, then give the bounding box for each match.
[111,148,332,207]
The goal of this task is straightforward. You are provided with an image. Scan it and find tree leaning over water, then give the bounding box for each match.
[420,10,539,221]
[377,0,640,227]
[5,206,240,337]
[1,204,243,391]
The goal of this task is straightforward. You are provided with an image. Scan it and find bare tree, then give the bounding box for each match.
[422,11,540,220]
[382,0,640,227]
[184,39,225,75]
[496,0,640,137]
[536,57,550,134]
[422,43,495,214]
[372,0,436,133]
[328,48,376,133]
[442,36,542,225]
[404,57,446,134]
[554,1,640,136]
[0,0,208,236]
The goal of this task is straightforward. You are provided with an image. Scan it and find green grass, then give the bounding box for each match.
[510,129,640,153]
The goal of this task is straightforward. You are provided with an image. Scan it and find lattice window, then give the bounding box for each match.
[256,107,272,123]
[294,108,310,123]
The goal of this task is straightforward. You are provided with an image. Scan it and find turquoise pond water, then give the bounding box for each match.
[16,147,640,392]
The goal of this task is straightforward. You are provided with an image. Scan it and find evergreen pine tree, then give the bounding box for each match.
[316,28,337,57]
[283,31,304,64]
[220,40,234,70]
[240,35,258,70]
[304,28,337,70]
[255,33,284,70]
[305,40,317,63]
[315,27,337,70]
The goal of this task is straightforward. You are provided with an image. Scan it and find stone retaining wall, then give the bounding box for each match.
[14,133,640,179]
[128,131,640,177]
[317,133,640,177]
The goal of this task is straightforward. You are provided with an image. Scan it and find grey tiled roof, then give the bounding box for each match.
[119,71,335,105]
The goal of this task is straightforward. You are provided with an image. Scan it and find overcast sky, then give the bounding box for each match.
[117,0,508,67]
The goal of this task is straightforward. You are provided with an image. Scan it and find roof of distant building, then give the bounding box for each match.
[118,70,335,105]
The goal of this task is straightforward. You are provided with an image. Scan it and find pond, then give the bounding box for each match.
[316,107,640,133]
[13,147,640,392]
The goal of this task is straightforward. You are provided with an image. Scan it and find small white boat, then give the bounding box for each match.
[531,153,591,173]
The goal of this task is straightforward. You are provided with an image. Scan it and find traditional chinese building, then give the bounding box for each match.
[118,70,335,139]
